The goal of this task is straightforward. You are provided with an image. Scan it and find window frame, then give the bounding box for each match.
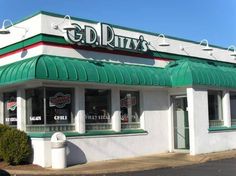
[3,91,17,127]
[25,87,75,132]
[120,90,141,129]
[208,90,223,127]
[85,88,112,130]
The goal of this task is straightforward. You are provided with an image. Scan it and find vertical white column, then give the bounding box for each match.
[187,88,196,155]
[140,91,145,130]
[167,95,174,152]
[17,88,26,131]
[75,87,85,133]
[187,88,209,155]
[0,93,4,124]
[112,88,121,132]
[222,90,231,127]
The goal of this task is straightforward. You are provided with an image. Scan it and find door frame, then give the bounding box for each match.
[171,95,190,152]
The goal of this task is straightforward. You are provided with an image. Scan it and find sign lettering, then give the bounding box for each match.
[64,23,149,52]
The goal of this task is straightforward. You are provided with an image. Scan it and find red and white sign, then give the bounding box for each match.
[49,92,71,108]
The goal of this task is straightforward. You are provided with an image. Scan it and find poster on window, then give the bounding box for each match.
[4,93,17,126]
[7,97,17,111]
[49,92,71,108]
[47,90,72,124]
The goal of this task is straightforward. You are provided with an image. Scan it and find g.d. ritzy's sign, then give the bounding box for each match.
[64,23,149,52]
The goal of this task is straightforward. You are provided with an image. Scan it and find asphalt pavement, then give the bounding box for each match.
[103,158,236,176]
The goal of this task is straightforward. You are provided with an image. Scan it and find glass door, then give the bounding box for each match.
[173,96,189,150]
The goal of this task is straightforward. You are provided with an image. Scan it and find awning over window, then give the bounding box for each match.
[0,55,171,87]
[166,59,236,88]
[2,55,236,89]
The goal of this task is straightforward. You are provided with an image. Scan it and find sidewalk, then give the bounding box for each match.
[3,150,236,175]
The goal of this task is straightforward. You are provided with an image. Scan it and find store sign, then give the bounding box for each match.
[86,115,111,120]
[7,97,17,111]
[64,23,149,52]
[49,92,71,108]
[54,116,67,121]
[30,116,42,121]
[54,109,68,121]
[5,117,17,122]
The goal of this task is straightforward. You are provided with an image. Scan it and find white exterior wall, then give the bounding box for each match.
[31,139,51,167]
[38,14,236,64]
[0,14,42,48]
[31,89,170,167]
[41,45,169,68]
[1,12,235,66]
[187,88,236,155]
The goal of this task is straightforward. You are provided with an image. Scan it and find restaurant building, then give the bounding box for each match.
[0,11,236,167]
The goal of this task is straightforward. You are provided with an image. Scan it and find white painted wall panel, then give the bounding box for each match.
[31,89,170,167]
[187,88,236,155]
[0,45,43,66]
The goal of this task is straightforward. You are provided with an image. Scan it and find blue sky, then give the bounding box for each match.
[0,0,235,48]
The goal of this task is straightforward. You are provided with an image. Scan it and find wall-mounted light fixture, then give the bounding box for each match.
[0,19,28,36]
[52,15,75,31]
[227,45,236,58]
[156,34,170,46]
[199,39,213,51]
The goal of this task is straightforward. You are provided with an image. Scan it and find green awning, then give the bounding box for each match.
[166,59,236,88]
[0,55,171,87]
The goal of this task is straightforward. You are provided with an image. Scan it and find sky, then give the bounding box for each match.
[0,0,235,48]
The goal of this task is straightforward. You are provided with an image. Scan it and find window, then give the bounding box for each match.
[208,91,223,127]
[230,92,236,126]
[120,91,140,129]
[25,87,74,132]
[46,88,74,125]
[4,92,17,127]
[85,89,111,130]
[26,88,44,125]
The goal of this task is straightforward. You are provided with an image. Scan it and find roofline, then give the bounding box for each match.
[5,10,231,51]
[0,33,234,66]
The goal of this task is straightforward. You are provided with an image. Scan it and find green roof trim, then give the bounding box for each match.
[166,59,236,88]
[0,55,171,87]
[1,33,232,66]
[0,34,67,55]
[209,126,236,132]
[28,129,147,138]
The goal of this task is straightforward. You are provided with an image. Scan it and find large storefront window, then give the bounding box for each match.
[120,91,140,129]
[46,88,73,125]
[26,88,44,125]
[230,92,236,126]
[4,92,17,127]
[85,89,111,130]
[26,87,74,132]
[208,91,223,127]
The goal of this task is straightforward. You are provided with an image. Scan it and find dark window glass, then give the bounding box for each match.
[85,89,111,123]
[120,91,140,123]
[4,92,17,126]
[26,88,44,125]
[230,92,236,120]
[208,91,222,120]
[46,88,74,124]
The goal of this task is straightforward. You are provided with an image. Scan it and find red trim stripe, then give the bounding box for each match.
[0,42,171,61]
